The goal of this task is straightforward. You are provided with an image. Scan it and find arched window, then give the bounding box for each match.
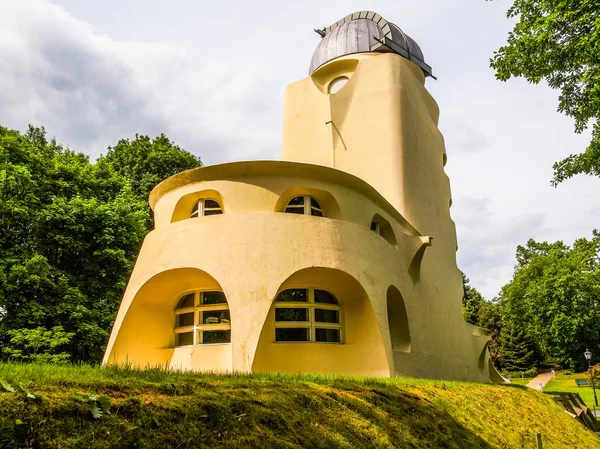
[369,214,397,247]
[174,291,231,346]
[191,199,223,218]
[284,195,323,217]
[274,288,341,343]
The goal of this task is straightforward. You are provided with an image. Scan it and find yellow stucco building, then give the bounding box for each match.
[103,11,504,383]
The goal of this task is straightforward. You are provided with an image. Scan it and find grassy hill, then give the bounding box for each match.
[0,363,598,449]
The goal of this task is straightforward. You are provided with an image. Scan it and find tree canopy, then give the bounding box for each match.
[490,0,600,185]
[0,126,201,363]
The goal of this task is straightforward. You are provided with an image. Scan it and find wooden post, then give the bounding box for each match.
[535,433,543,449]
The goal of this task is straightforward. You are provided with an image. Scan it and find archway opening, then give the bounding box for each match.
[252,267,389,377]
[386,286,411,353]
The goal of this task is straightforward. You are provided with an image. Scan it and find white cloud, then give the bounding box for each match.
[0,0,282,164]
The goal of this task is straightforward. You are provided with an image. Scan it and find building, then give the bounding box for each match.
[103,11,504,383]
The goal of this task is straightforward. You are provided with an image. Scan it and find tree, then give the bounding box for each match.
[478,301,503,366]
[461,272,486,325]
[499,324,538,372]
[489,0,600,185]
[0,125,201,363]
[100,134,201,199]
[498,232,600,369]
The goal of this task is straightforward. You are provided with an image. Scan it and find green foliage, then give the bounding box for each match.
[489,0,600,185]
[2,326,73,364]
[477,301,503,365]
[102,134,201,199]
[498,232,600,370]
[0,125,201,363]
[74,393,112,419]
[588,363,600,385]
[498,324,538,372]
[460,272,485,325]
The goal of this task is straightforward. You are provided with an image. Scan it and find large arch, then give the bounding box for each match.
[252,267,390,377]
[107,268,232,372]
[386,286,411,353]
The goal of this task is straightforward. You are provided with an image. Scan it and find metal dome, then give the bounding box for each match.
[309,11,433,78]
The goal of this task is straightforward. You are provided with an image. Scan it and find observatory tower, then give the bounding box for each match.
[104,11,503,383]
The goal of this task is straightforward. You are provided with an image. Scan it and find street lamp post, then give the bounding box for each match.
[584,349,598,418]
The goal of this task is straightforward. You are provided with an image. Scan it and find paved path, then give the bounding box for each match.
[526,372,554,391]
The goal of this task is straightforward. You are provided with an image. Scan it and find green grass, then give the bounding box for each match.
[507,378,534,386]
[543,371,599,411]
[0,362,598,449]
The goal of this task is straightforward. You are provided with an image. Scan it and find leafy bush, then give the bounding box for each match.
[2,326,73,364]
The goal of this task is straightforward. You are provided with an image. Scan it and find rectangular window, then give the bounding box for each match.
[202,330,231,344]
[315,328,341,343]
[176,332,194,346]
[177,293,195,309]
[314,308,339,324]
[202,291,227,305]
[314,290,337,304]
[276,289,308,302]
[275,308,308,322]
[177,312,195,327]
[202,310,230,324]
[284,206,304,214]
[275,328,309,342]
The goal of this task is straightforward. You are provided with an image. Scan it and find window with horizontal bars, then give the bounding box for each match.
[174,291,231,346]
[274,288,342,343]
[284,195,323,217]
[191,199,223,218]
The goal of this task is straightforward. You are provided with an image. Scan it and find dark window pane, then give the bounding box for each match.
[276,289,308,302]
[202,330,231,344]
[316,328,341,343]
[204,209,223,216]
[177,293,195,309]
[310,208,323,217]
[204,199,220,209]
[202,291,227,305]
[288,196,304,206]
[314,290,338,304]
[275,328,309,342]
[177,312,194,327]
[176,332,194,346]
[202,310,230,324]
[311,198,321,209]
[275,308,308,322]
[315,308,339,323]
[370,221,379,232]
[284,206,304,214]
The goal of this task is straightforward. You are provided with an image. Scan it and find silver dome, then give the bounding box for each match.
[309,11,433,78]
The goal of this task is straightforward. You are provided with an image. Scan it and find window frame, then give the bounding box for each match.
[191,198,223,218]
[370,221,381,234]
[174,290,231,346]
[284,195,323,217]
[273,287,342,344]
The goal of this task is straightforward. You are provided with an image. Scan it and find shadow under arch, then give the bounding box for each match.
[274,187,343,220]
[370,213,397,247]
[107,268,232,372]
[171,189,225,223]
[387,286,411,353]
[252,267,390,377]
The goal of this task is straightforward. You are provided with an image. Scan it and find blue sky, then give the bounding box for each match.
[1,0,598,298]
